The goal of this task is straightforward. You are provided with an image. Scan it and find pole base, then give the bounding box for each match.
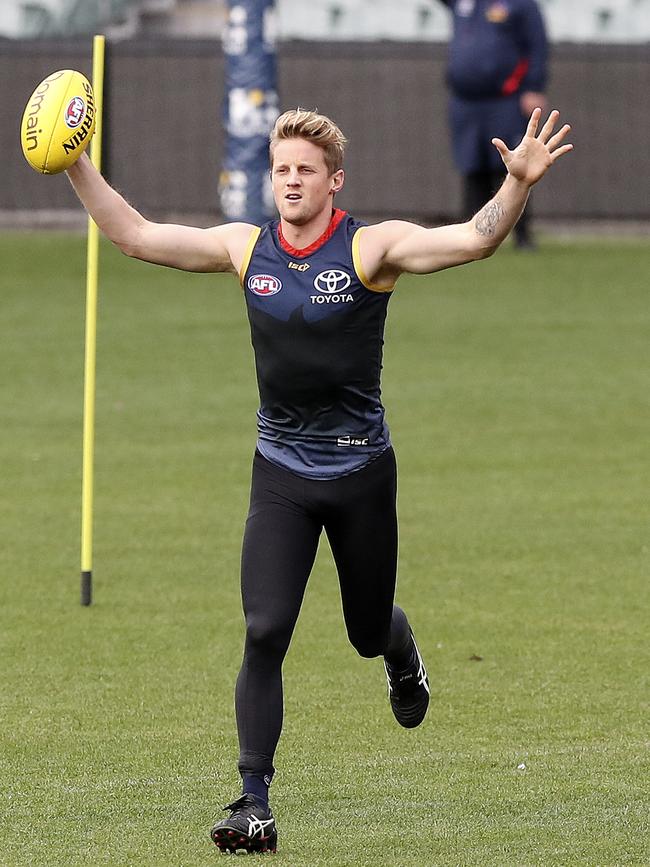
[81,570,92,606]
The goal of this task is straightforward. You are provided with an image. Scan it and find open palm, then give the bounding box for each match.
[492,108,573,186]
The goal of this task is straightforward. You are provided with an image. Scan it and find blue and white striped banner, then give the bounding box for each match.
[220,0,279,224]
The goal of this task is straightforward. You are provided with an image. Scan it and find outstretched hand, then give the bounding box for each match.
[492,108,573,187]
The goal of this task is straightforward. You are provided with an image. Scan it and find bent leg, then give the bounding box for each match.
[324,449,400,659]
[323,450,430,728]
[236,453,321,780]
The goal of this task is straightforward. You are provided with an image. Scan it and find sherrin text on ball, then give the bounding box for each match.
[21,69,96,174]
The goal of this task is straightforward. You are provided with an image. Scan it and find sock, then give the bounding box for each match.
[242,773,270,806]
[383,605,415,671]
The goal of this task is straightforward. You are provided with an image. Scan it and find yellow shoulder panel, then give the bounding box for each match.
[238,226,262,286]
[352,227,395,294]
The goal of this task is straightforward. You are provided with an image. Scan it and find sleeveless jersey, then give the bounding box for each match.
[239,211,394,480]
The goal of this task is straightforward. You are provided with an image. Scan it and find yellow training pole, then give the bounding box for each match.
[81,34,105,606]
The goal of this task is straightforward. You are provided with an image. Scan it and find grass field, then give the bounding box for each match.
[1,232,648,866]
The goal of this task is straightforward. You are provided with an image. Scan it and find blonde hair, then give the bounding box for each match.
[269,108,347,175]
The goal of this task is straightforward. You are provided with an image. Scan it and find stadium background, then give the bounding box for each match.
[1,0,649,227]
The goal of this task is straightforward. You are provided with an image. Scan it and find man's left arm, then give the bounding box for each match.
[360,109,572,283]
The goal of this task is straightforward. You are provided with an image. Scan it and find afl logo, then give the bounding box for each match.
[313,269,351,294]
[248,274,282,296]
[64,96,87,129]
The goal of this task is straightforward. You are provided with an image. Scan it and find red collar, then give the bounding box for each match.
[278,208,347,258]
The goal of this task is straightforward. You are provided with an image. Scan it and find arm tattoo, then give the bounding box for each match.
[475,199,506,237]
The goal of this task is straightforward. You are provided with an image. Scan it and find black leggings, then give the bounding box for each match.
[235,447,409,779]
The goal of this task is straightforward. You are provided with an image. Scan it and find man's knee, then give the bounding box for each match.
[244,615,293,660]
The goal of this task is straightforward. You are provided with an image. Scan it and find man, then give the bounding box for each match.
[438,0,548,248]
[65,105,571,854]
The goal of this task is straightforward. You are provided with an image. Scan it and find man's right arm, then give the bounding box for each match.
[358,108,572,282]
[66,154,254,274]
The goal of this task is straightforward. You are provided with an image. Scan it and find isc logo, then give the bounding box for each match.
[248,274,282,296]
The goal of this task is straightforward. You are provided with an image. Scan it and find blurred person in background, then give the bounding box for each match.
[437,0,548,249]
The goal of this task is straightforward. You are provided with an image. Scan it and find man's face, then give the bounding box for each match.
[271,138,344,226]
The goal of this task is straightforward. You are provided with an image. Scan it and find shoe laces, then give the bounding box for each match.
[223,794,259,814]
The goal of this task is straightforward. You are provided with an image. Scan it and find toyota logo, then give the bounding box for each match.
[313,269,351,294]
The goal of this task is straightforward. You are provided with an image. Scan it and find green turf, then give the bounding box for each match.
[1,232,648,865]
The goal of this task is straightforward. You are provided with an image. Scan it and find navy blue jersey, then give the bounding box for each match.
[441,0,547,100]
[239,210,394,480]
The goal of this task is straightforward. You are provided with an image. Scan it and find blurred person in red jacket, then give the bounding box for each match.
[439,0,548,248]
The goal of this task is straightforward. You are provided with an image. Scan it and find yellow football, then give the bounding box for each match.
[21,69,96,175]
